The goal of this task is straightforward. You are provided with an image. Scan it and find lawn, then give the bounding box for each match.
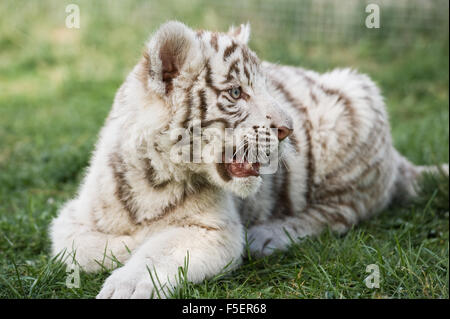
[0,1,448,298]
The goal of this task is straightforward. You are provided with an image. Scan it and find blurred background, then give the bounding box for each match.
[0,0,448,206]
[0,0,448,299]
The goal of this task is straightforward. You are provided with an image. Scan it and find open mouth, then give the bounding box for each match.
[222,153,260,178]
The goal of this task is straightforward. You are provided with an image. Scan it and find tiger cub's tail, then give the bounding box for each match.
[391,149,449,204]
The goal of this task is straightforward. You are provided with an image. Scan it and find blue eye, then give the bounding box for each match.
[229,86,241,99]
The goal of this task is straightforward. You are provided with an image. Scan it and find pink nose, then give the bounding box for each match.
[277,126,293,141]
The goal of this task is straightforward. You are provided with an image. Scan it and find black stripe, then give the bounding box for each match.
[216,102,240,116]
[313,205,351,228]
[271,78,315,204]
[244,65,251,85]
[205,60,221,96]
[143,158,170,190]
[216,163,232,182]
[109,152,139,223]
[223,95,233,103]
[233,113,249,128]
[198,89,208,121]
[226,59,240,82]
[272,160,294,218]
[181,85,195,129]
[223,41,238,60]
[210,33,219,51]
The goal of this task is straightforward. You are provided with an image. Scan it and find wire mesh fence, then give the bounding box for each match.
[0,0,447,60]
[211,0,449,46]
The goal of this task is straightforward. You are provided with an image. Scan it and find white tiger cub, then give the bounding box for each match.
[50,21,448,298]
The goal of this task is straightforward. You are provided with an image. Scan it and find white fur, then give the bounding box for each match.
[50,21,448,298]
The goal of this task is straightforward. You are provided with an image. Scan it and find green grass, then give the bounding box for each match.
[0,1,448,299]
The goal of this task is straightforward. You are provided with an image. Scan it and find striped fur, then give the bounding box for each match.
[50,21,448,298]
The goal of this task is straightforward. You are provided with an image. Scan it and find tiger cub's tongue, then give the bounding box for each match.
[226,161,260,178]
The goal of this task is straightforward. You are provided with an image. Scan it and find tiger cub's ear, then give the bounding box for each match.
[227,23,251,44]
[145,21,200,95]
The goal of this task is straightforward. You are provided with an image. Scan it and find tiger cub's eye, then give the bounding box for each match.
[229,86,242,99]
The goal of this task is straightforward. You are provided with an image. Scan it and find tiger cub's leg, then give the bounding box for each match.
[50,200,145,272]
[96,223,244,299]
[247,204,358,256]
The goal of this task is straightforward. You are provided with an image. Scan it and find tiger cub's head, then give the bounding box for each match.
[137,21,293,197]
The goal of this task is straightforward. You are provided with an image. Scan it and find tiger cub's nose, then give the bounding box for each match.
[277,126,293,141]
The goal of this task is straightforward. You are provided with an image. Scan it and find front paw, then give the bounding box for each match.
[96,264,169,299]
[247,225,288,257]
